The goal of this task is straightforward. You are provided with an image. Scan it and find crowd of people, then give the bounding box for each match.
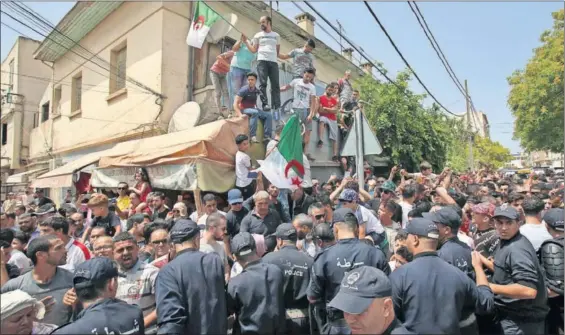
[0,159,563,335]
[0,13,563,335]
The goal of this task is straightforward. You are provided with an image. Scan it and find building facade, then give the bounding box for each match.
[1,37,52,199]
[24,1,358,202]
[463,110,490,139]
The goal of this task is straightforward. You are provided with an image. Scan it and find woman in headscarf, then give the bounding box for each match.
[1,289,57,334]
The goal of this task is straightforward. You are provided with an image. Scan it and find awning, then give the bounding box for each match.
[6,168,48,184]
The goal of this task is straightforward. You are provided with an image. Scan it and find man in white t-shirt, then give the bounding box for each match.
[234,134,255,200]
[519,196,553,251]
[243,16,281,114]
[189,194,227,228]
[199,212,230,282]
[281,68,317,158]
[338,189,385,246]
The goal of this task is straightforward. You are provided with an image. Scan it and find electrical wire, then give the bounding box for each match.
[408,2,478,113]
[363,1,458,116]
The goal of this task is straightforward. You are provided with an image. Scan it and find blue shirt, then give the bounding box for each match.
[231,44,255,70]
[237,85,260,109]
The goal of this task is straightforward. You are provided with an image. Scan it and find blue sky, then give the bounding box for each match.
[1,2,561,153]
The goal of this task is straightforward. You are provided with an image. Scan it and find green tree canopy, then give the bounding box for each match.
[507,9,564,152]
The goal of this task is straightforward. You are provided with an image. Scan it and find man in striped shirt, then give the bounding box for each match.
[38,216,90,271]
[113,232,159,334]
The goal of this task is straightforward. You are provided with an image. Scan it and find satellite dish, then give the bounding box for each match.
[206,13,238,43]
[168,101,202,133]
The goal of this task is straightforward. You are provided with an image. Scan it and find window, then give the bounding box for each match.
[41,102,50,123]
[53,86,61,115]
[33,112,39,128]
[71,74,82,112]
[110,45,127,93]
[8,60,14,87]
[1,123,7,145]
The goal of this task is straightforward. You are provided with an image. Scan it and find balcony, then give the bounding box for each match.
[1,93,24,122]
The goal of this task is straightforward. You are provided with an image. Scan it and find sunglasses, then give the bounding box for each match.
[151,239,169,245]
[117,187,127,190]
[315,214,325,220]
[231,202,242,206]
[382,190,394,195]
[339,200,352,204]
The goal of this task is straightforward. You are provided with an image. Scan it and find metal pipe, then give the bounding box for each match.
[355,108,364,178]
[187,1,195,102]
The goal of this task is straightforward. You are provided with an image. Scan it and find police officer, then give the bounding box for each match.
[52,258,144,335]
[424,206,478,335]
[478,205,549,334]
[227,232,286,334]
[389,217,494,334]
[155,219,227,335]
[307,208,390,334]
[539,208,564,335]
[328,266,412,335]
[262,223,314,334]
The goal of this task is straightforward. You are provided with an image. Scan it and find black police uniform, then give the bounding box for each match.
[228,233,286,335]
[52,257,144,335]
[491,232,549,333]
[155,219,227,335]
[308,238,390,334]
[390,218,495,335]
[540,236,564,335]
[262,224,314,334]
[52,299,144,335]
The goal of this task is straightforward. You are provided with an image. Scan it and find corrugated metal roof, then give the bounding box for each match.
[222,1,362,77]
[34,1,123,62]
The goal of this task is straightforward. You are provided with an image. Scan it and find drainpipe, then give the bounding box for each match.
[187,1,195,102]
[41,60,55,159]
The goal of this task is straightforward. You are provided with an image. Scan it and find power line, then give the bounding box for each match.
[363,1,458,116]
[2,3,162,98]
[408,2,478,113]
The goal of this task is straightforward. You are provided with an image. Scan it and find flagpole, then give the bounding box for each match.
[202,1,245,35]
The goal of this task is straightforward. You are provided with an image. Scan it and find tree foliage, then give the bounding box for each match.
[357,71,512,172]
[507,9,564,152]
[357,71,458,172]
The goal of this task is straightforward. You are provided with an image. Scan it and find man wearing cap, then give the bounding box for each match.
[155,219,227,335]
[225,189,249,257]
[389,217,494,334]
[227,232,286,334]
[288,186,316,218]
[1,289,58,335]
[477,205,549,334]
[338,189,386,247]
[470,202,499,260]
[378,180,397,206]
[34,203,57,224]
[52,258,144,334]
[539,208,564,334]
[424,207,479,335]
[262,223,313,334]
[307,208,390,334]
[328,266,411,335]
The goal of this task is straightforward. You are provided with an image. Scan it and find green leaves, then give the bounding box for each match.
[508,9,564,152]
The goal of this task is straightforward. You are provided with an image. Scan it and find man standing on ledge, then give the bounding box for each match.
[243,16,281,116]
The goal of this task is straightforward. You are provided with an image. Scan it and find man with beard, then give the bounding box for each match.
[292,214,316,258]
[262,223,313,333]
[17,213,40,243]
[113,232,159,333]
[151,192,170,221]
[200,213,230,282]
[1,235,73,326]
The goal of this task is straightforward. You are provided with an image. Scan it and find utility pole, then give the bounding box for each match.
[336,20,343,53]
[465,79,474,172]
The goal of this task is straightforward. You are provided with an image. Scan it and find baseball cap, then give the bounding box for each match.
[379,180,396,193]
[274,223,297,241]
[423,207,461,228]
[231,232,256,256]
[405,217,439,239]
[493,205,520,221]
[35,204,56,216]
[339,189,358,203]
[328,266,391,315]
[332,208,357,225]
[543,208,564,232]
[228,189,244,205]
[73,258,125,289]
[170,219,201,243]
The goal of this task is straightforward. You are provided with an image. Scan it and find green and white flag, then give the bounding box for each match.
[186,1,221,49]
[257,115,305,189]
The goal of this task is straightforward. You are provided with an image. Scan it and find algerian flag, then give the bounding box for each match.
[257,115,305,189]
[186,1,221,49]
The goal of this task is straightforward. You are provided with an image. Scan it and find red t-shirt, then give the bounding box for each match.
[319,95,338,121]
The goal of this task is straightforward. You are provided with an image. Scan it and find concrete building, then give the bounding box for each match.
[1,37,52,199]
[463,110,490,138]
[27,1,359,201]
